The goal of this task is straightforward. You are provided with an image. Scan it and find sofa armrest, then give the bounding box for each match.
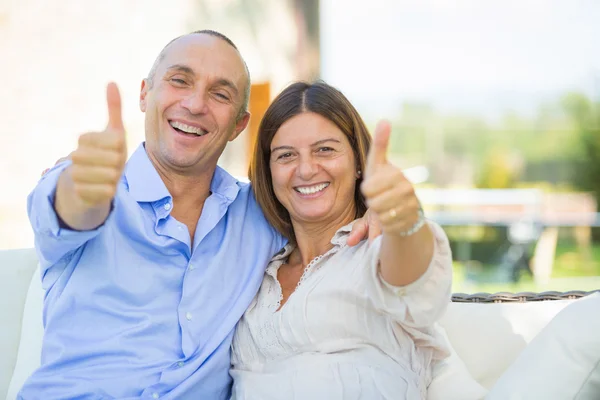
[0,248,39,400]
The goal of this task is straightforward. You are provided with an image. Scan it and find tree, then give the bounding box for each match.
[562,92,600,241]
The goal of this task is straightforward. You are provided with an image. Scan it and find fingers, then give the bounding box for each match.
[73,183,118,205]
[366,180,416,216]
[367,210,382,244]
[70,164,123,185]
[361,163,420,235]
[361,165,404,199]
[366,120,392,177]
[347,218,368,247]
[71,144,126,166]
[106,82,125,132]
[78,130,126,151]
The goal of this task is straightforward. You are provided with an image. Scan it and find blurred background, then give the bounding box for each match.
[1,0,599,294]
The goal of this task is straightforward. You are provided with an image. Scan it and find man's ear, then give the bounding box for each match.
[229,111,251,142]
[139,79,149,112]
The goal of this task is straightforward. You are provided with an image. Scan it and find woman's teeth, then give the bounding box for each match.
[295,183,330,195]
[170,121,207,136]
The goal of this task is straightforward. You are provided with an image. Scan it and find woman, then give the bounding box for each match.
[230,81,453,399]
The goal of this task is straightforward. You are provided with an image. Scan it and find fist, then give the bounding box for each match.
[361,120,421,236]
[69,82,127,206]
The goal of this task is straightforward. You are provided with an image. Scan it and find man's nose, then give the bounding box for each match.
[181,90,208,114]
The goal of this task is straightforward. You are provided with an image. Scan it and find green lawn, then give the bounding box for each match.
[451,244,600,293]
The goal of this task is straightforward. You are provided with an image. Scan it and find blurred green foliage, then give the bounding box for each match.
[383,92,598,190]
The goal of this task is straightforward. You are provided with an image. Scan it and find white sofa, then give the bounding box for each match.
[0,248,594,399]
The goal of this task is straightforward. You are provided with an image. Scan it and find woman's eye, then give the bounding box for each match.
[278,152,292,159]
[317,147,334,153]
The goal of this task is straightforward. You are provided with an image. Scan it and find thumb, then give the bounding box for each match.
[106,82,125,132]
[366,120,391,175]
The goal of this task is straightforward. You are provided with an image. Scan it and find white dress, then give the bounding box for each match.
[230,221,453,400]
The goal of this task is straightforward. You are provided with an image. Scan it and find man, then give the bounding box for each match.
[23,30,374,399]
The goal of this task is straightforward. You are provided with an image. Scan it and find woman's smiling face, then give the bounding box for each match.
[269,112,358,225]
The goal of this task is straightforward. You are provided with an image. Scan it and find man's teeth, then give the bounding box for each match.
[170,121,207,136]
[296,183,329,195]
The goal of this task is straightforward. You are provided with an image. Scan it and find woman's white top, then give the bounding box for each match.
[230,221,453,400]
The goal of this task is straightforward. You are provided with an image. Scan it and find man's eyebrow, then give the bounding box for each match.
[165,64,195,75]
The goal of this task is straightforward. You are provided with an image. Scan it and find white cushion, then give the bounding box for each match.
[6,265,44,400]
[427,325,488,400]
[0,248,39,400]
[486,293,600,400]
[439,299,575,389]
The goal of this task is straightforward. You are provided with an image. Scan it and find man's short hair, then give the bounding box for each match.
[146,29,251,121]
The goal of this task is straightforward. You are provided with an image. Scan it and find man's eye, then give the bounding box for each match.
[171,78,187,85]
[215,92,230,101]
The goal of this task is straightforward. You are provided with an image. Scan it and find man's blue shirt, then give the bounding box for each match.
[20,144,286,400]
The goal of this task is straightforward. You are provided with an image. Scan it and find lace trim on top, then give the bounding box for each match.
[270,242,346,311]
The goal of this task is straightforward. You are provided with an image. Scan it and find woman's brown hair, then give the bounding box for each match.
[249,81,372,243]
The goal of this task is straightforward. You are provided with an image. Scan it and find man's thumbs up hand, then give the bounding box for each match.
[68,82,128,207]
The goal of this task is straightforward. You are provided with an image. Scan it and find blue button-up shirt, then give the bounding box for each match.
[21,144,286,400]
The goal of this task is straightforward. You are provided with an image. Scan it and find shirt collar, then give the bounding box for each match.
[270,219,359,263]
[210,164,241,203]
[124,144,170,203]
[123,143,241,205]
[330,220,357,247]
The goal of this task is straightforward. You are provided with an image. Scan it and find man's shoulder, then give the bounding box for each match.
[228,181,263,218]
[228,179,255,205]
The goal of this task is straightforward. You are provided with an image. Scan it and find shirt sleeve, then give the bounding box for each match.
[27,160,107,285]
[363,221,453,330]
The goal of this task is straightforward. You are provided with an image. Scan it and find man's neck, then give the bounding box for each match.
[146,150,216,205]
[157,167,213,204]
[147,153,217,240]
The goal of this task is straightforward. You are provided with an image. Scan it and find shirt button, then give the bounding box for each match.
[188,264,195,271]
[152,393,159,399]
[164,203,172,211]
[177,361,185,367]
[186,312,193,321]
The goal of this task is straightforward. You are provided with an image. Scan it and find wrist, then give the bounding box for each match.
[398,203,426,237]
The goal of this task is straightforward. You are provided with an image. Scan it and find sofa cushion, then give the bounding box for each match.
[0,248,39,400]
[439,299,575,389]
[6,265,44,400]
[427,325,488,400]
[486,293,600,399]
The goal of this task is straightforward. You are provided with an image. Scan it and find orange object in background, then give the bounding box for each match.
[246,82,271,169]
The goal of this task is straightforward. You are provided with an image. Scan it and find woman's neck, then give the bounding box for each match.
[289,205,357,267]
